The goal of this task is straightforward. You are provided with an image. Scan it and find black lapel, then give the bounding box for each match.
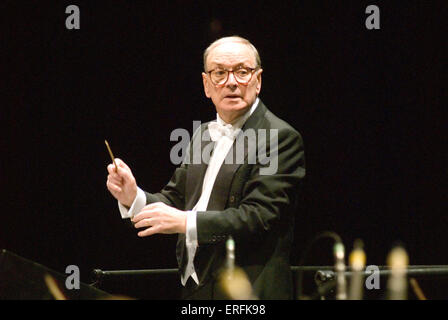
[206,100,267,211]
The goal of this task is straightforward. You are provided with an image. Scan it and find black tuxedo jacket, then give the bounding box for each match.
[144,100,305,299]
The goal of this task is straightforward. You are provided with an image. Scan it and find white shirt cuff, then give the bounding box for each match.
[185,210,198,245]
[118,187,146,219]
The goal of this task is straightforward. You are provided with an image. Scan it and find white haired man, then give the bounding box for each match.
[106,36,305,299]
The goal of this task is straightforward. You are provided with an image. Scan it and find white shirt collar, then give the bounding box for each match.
[216,97,259,130]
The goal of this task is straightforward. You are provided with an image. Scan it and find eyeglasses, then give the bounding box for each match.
[206,66,258,87]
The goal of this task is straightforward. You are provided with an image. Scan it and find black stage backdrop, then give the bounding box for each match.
[2,1,445,299]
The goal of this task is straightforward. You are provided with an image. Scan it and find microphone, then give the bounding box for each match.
[348,239,366,300]
[386,245,409,300]
[334,241,347,300]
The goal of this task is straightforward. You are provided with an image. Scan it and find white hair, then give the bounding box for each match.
[203,36,261,71]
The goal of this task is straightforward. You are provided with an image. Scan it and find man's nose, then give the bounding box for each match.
[226,71,238,87]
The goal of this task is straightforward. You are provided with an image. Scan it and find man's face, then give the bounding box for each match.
[202,41,262,123]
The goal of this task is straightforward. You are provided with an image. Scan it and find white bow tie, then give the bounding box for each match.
[208,121,238,141]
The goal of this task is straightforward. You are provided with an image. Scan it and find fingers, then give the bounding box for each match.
[115,158,131,171]
[107,165,123,185]
[132,209,155,224]
[132,203,165,237]
[106,178,122,194]
[134,217,155,229]
[133,213,160,238]
[137,226,160,237]
[132,203,165,223]
[117,167,134,184]
[106,169,123,192]
[107,163,116,175]
[131,202,185,237]
[107,163,124,177]
[108,175,122,186]
[106,158,129,173]
[106,159,135,184]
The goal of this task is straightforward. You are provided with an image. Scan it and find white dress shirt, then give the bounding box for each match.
[118,98,259,286]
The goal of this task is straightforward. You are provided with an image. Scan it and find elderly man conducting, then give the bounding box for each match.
[106,36,305,300]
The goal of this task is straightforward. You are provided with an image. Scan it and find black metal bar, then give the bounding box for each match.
[315,267,448,282]
[92,265,448,279]
[93,268,178,277]
[90,265,448,299]
[92,266,328,279]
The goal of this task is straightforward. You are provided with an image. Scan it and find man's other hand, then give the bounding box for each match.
[132,202,187,236]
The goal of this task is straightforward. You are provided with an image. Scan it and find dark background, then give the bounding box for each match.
[2,1,446,299]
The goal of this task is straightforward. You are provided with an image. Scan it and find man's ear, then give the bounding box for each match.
[256,69,263,95]
[202,72,211,98]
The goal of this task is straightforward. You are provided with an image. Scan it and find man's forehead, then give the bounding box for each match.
[207,41,256,66]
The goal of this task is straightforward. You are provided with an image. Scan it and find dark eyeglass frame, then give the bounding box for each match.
[206,66,259,87]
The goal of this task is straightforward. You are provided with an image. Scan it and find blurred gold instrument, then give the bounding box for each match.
[44,274,67,300]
